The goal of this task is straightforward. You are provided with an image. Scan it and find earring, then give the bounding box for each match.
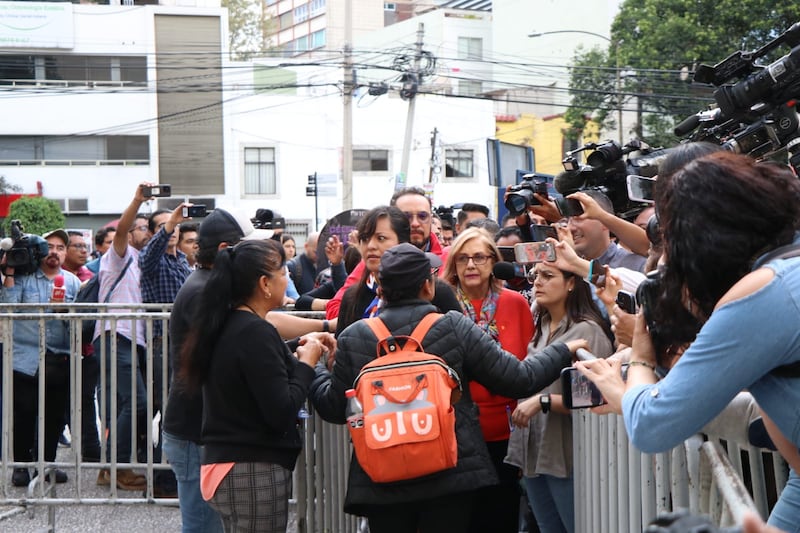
[266,291,272,300]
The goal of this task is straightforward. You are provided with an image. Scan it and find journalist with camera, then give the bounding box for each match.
[1,227,81,487]
[576,151,800,531]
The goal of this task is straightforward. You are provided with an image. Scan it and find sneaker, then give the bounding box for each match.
[11,468,30,487]
[58,432,71,448]
[99,468,146,491]
[34,469,68,484]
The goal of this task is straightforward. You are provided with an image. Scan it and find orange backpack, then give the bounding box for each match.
[348,313,462,483]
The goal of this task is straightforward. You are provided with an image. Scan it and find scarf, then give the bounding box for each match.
[362,273,382,318]
[457,285,500,342]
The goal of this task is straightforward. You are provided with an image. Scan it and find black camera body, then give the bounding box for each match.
[434,205,455,226]
[1,220,49,276]
[556,140,668,216]
[678,22,800,172]
[504,173,550,216]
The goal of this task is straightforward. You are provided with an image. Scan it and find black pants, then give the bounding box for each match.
[467,439,521,533]
[13,353,70,463]
[365,490,477,533]
[80,354,101,461]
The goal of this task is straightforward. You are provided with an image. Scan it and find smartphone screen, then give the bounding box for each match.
[626,175,655,204]
[556,197,584,217]
[514,241,556,264]
[498,246,516,263]
[530,224,558,242]
[561,364,629,409]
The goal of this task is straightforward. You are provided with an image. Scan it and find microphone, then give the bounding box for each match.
[51,274,65,303]
[492,261,523,281]
[0,237,13,251]
[553,168,587,195]
[673,114,701,137]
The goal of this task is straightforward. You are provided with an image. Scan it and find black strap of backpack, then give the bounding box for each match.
[752,243,800,377]
[103,257,133,303]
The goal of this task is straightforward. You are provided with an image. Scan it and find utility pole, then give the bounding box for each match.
[399,23,425,181]
[341,0,353,209]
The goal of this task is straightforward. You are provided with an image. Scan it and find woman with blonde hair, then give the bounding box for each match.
[442,227,534,533]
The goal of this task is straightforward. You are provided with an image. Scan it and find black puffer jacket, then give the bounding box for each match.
[310,300,572,515]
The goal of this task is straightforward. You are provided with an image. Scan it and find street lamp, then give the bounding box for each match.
[528,29,623,143]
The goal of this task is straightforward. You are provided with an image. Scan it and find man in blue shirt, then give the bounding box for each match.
[139,204,192,497]
[1,229,81,487]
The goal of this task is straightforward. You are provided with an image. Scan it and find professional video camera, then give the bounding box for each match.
[434,205,455,227]
[0,220,50,276]
[504,173,550,216]
[675,22,800,171]
[252,209,286,233]
[554,139,669,216]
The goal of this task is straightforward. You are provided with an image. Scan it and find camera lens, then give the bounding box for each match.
[504,191,532,216]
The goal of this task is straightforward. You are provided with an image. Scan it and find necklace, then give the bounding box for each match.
[240,303,262,317]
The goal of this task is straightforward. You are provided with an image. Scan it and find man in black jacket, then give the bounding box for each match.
[310,243,586,533]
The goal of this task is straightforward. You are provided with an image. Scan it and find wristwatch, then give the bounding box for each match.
[540,393,551,414]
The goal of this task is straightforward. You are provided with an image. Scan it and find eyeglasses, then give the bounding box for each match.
[403,211,431,223]
[68,244,88,250]
[129,225,149,233]
[455,253,491,265]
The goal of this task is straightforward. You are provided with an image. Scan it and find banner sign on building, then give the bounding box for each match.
[0,1,74,49]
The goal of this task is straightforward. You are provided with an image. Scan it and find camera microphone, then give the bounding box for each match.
[493,261,519,281]
[674,114,701,137]
[0,237,13,251]
[553,168,587,195]
[51,274,65,303]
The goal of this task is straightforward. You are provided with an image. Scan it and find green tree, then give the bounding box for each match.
[223,0,276,60]
[5,196,65,237]
[567,1,800,144]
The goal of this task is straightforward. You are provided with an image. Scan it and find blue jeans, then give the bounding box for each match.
[524,474,574,533]
[162,432,223,533]
[769,468,800,532]
[94,333,146,463]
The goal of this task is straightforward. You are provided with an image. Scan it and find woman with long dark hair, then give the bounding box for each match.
[180,239,331,533]
[335,205,459,335]
[507,262,613,533]
[578,152,800,531]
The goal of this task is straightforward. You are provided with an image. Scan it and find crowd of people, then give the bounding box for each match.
[2,146,799,533]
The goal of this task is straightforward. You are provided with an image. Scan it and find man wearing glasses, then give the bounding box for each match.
[64,231,93,283]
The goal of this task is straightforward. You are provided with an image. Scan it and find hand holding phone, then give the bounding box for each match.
[615,290,637,314]
[561,363,629,409]
[182,204,207,218]
[514,241,557,264]
[142,184,172,198]
[555,197,584,217]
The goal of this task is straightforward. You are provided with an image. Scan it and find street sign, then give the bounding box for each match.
[306,186,317,196]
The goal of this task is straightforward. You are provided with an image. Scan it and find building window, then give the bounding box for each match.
[353,149,389,172]
[445,149,473,178]
[309,0,325,16]
[279,11,293,29]
[0,54,147,86]
[295,35,309,53]
[384,2,396,9]
[457,37,483,61]
[311,30,326,49]
[295,4,308,23]
[458,80,482,97]
[0,135,149,164]
[244,147,276,194]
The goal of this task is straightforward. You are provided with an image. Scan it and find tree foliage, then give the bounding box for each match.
[567,0,800,145]
[223,0,276,60]
[5,196,65,237]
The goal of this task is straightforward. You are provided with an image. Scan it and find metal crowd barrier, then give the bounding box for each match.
[0,304,784,533]
[0,303,174,531]
[573,410,786,533]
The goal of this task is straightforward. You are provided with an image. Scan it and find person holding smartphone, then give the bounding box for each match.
[505,262,613,533]
[576,152,800,532]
